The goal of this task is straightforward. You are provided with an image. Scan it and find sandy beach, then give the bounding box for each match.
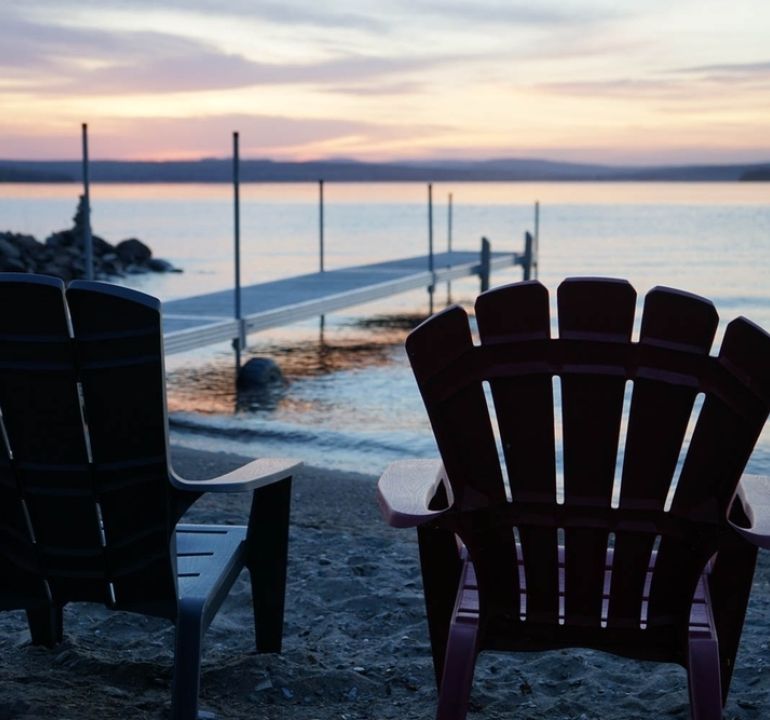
[1,446,768,720]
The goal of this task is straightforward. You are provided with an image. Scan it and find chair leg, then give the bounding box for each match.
[435,615,480,720]
[172,598,206,720]
[417,526,462,688]
[687,634,723,720]
[245,476,292,654]
[25,604,63,647]
[708,532,758,701]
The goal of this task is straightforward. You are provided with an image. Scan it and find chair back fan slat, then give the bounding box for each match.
[0,275,102,604]
[406,306,505,508]
[406,305,519,620]
[476,281,559,622]
[608,288,718,629]
[0,452,46,604]
[648,317,770,627]
[66,282,176,614]
[557,278,636,626]
[0,276,176,615]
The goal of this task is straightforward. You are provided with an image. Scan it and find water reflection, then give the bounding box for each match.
[165,312,426,417]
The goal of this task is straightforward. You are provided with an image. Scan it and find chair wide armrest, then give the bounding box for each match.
[728,474,770,549]
[377,459,453,529]
[170,457,302,493]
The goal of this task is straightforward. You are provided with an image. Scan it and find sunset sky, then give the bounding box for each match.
[2,0,769,165]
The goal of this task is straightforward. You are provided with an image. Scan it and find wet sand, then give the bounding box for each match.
[1,446,768,719]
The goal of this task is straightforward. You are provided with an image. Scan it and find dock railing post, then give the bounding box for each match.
[533,200,540,278]
[480,237,491,292]
[446,192,453,303]
[319,179,325,273]
[523,230,533,281]
[233,131,244,369]
[319,179,325,332]
[428,183,435,315]
[81,123,94,281]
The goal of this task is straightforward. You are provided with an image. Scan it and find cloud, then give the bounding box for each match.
[538,78,686,99]
[675,60,770,76]
[536,60,770,101]
[0,113,451,160]
[0,5,456,95]
[402,0,623,28]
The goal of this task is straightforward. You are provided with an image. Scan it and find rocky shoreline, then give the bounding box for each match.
[0,195,180,281]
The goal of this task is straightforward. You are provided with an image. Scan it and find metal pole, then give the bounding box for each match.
[233,131,243,369]
[534,200,540,278]
[447,192,453,254]
[480,237,491,292]
[319,179,326,333]
[428,183,434,315]
[319,179,325,272]
[81,123,93,281]
[446,192,453,303]
[523,231,533,281]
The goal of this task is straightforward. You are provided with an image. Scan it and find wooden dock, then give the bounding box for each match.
[162,241,533,355]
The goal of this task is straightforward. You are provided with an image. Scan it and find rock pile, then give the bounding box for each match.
[0,196,181,281]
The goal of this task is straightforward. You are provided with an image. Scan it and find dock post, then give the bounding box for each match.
[81,123,94,281]
[533,201,540,278]
[319,179,325,273]
[523,231,533,281]
[480,237,491,292]
[233,131,244,369]
[446,192,453,303]
[428,183,435,315]
[319,179,325,333]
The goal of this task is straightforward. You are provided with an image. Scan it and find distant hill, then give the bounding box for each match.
[1,158,769,183]
[741,167,770,181]
[0,165,73,182]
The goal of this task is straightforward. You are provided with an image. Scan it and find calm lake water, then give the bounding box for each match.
[2,182,769,475]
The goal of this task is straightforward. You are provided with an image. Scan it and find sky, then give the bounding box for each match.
[1,0,769,165]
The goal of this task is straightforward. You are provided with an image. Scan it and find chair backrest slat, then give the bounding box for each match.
[0,276,100,603]
[557,278,635,626]
[66,282,176,612]
[476,281,559,622]
[608,288,717,628]
[0,276,176,616]
[406,305,520,617]
[649,317,770,624]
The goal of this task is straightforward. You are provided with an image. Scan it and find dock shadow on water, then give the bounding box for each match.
[165,312,438,471]
[167,312,426,416]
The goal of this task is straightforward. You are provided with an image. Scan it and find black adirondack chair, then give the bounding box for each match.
[0,274,301,719]
[378,278,770,720]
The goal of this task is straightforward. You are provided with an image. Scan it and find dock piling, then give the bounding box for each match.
[446,192,453,303]
[480,237,491,292]
[319,179,325,273]
[233,131,245,369]
[319,179,326,332]
[523,231,534,281]
[533,201,540,278]
[81,123,93,281]
[427,183,435,314]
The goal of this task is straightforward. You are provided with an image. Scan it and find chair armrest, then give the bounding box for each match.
[728,474,770,549]
[170,457,302,493]
[377,459,453,529]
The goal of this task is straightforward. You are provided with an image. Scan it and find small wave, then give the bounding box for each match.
[169,411,437,472]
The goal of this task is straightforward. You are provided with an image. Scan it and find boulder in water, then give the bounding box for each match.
[237,357,285,389]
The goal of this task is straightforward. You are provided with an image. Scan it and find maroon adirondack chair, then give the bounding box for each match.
[378,278,770,720]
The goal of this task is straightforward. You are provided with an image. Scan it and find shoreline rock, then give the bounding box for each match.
[0,195,181,281]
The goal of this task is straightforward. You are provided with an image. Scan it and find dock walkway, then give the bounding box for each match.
[163,247,530,355]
